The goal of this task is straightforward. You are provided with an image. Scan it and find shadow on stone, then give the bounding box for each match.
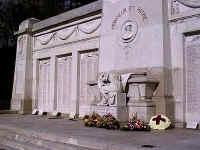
[141,145,156,148]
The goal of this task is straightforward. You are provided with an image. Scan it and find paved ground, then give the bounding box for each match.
[0,114,199,150]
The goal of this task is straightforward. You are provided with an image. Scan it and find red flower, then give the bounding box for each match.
[152,115,166,125]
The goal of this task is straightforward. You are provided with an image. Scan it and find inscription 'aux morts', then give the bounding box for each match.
[112,6,148,30]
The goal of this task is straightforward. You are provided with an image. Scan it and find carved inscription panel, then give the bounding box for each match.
[15,64,24,94]
[185,35,200,122]
[56,55,72,114]
[38,59,52,112]
[79,51,99,105]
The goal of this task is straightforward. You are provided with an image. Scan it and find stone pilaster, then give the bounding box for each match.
[11,18,40,114]
[70,51,80,118]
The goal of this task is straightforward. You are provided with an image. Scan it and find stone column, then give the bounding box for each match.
[50,56,57,113]
[70,51,80,118]
[32,58,39,110]
[11,18,40,114]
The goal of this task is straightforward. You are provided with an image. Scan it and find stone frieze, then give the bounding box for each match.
[177,0,200,8]
[35,19,101,48]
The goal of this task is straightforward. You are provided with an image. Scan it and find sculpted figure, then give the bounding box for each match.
[97,72,123,105]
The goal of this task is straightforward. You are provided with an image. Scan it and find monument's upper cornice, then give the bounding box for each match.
[30,0,102,34]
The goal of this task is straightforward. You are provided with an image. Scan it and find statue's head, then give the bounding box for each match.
[98,72,109,82]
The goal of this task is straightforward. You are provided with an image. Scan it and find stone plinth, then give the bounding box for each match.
[88,91,128,122]
[127,75,159,102]
[127,75,159,122]
[91,104,128,122]
[128,101,155,123]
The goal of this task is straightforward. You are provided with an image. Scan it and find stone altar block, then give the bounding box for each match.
[127,74,159,122]
[90,93,128,122]
[88,77,128,122]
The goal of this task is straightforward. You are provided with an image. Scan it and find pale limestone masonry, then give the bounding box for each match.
[11,0,200,128]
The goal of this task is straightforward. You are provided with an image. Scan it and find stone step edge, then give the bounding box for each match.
[0,124,106,150]
[5,132,79,150]
[0,110,18,114]
[0,136,49,150]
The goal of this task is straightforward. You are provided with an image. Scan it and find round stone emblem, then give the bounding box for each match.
[120,20,138,43]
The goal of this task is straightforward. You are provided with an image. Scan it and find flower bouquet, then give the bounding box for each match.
[120,117,150,131]
[83,112,120,130]
[82,112,102,127]
[149,114,171,130]
[102,113,120,129]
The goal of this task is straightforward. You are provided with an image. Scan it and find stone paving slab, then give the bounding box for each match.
[0,114,199,150]
[0,144,19,150]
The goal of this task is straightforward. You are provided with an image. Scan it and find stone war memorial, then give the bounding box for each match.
[11,0,200,129]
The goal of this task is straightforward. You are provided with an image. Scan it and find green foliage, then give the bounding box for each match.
[0,0,98,48]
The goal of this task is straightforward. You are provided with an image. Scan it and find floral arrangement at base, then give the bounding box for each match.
[102,113,120,129]
[82,112,102,127]
[120,116,150,131]
[82,112,120,130]
[149,114,171,130]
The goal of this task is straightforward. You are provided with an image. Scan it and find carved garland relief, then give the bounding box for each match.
[171,0,200,16]
[177,0,200,8]
[35,19,101,46]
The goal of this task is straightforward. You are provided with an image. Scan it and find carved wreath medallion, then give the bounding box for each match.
[120,20,138,43]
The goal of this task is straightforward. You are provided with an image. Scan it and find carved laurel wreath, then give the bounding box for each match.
[177,0,200,8]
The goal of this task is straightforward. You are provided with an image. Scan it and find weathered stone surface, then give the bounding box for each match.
[11,0,200,128]
[0,115,200,150]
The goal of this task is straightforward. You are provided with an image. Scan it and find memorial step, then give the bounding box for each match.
[0,137,49,150]
[0,144,19,150]
[0,128,100,150]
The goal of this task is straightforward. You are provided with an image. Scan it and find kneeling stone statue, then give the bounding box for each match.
[97,72,123,106]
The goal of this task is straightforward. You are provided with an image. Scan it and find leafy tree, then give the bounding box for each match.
[0,0,98,47]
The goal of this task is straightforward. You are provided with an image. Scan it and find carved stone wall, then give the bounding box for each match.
[56,55,72,114]
[79,51,99,116]
[185,34,200,125]
[170,0,200,17]
[169,0,200,127]
[37,59,52,112]
[33,18,101,50]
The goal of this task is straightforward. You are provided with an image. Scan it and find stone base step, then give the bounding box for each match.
[0,137,49,150]
[0,128,99,150]
[0,144,19,150]
[0,110,18,114]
